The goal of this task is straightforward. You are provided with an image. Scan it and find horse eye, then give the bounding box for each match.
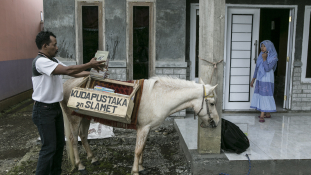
[210,103,214,106]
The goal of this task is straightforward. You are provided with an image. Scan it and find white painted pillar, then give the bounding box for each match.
[198,0,225,154]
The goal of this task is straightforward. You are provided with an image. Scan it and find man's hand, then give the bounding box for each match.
[89,57,106,72]
[262,53,267,61]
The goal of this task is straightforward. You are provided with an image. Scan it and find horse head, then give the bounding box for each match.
[196,78,220,128]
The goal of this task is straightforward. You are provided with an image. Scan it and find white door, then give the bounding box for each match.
[224,8,260,110]
[190,3,199,83]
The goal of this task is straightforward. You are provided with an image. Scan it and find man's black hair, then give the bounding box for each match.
[35,31,56,50]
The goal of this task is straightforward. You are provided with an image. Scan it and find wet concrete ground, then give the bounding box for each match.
[0,99,191,175]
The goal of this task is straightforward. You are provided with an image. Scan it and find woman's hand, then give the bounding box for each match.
[250,78,255,87]
[262,52,267,61]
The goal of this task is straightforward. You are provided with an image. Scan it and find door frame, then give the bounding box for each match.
[223,4,297,110]
[126,1,155,80]
[190,3,199,82]
[284,9,295,109]
[75,0,104,65]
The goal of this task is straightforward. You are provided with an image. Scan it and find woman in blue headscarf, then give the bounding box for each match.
[250,40,278,122]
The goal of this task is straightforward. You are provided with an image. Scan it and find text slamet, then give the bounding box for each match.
[71,90,128,114]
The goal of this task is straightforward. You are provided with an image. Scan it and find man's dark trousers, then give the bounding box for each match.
[32,101,65,175]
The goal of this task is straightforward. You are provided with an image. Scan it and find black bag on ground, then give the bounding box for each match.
[221,118,250,154]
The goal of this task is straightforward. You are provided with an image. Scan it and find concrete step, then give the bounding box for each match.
[174,116,311,175]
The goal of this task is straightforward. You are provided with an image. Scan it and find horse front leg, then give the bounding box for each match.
[79,118,98,165]
[139,152,144,171]
[68,117,86,172]
[132,126,150,175]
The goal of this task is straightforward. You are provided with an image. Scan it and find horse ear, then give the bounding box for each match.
[199,77,205,85]
[206,84,218,95]
[212,84,218,90]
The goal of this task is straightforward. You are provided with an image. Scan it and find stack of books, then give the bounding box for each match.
[94,85,115,93]
[115,93,129,97]
[93,85,130,97]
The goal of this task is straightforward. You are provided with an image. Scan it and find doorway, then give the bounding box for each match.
[259,8,290,111]
[224,7,294,111]
[76,1,103,66]
[133,6,149,79]
[127,2,155,80]
[82,6,99,64]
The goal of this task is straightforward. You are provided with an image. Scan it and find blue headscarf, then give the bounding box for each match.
[256,40,278,79]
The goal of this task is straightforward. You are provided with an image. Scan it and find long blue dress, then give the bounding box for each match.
[250,40,278,112]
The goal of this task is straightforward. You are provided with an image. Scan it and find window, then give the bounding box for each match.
[301,6,311,82]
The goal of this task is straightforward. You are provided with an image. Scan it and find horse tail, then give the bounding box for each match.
[62,108,75,169]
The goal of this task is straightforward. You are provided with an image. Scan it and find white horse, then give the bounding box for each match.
[60,76,220,175]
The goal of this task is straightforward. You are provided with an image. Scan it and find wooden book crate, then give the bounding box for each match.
[67,76,140,124]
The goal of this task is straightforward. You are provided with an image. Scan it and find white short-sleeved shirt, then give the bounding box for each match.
[32,57,67,103]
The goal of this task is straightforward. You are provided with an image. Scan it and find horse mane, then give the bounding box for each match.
[147,76,197,91]
[147,76,217,101]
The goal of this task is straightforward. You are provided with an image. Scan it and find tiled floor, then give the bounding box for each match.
[175,113,311,161]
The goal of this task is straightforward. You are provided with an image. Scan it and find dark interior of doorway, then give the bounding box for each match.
[133,6,149,80]
[195,9,199,78]
[259,8,290,110]
[82,6,99,65]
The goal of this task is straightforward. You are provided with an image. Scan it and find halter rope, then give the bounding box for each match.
[194,85,214,122]
[198,56,223,84]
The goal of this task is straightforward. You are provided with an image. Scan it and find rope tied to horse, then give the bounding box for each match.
[198,56,223,84]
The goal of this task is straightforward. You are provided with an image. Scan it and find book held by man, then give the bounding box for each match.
[95,51,109,63]
[90,50,109,80]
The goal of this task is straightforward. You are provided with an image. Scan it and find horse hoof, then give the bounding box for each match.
[139,169,149,175]
[79,169,88,175]
[92,160,100,166]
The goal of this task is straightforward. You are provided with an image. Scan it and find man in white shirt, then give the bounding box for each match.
[32,31,105,175]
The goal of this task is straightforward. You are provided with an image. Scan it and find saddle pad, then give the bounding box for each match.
[72,79,144,130]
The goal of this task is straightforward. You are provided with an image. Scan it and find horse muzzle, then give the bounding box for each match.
[200,122,208,128]
[209,119,217,128]
[200,119,217,128]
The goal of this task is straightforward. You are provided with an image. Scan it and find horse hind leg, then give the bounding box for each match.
[138,139,149,172]
[139,152,144,171]
[132,126,150,175]
[79,118,99,165]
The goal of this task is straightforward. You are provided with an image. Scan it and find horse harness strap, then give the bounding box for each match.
[194,85,214,119]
